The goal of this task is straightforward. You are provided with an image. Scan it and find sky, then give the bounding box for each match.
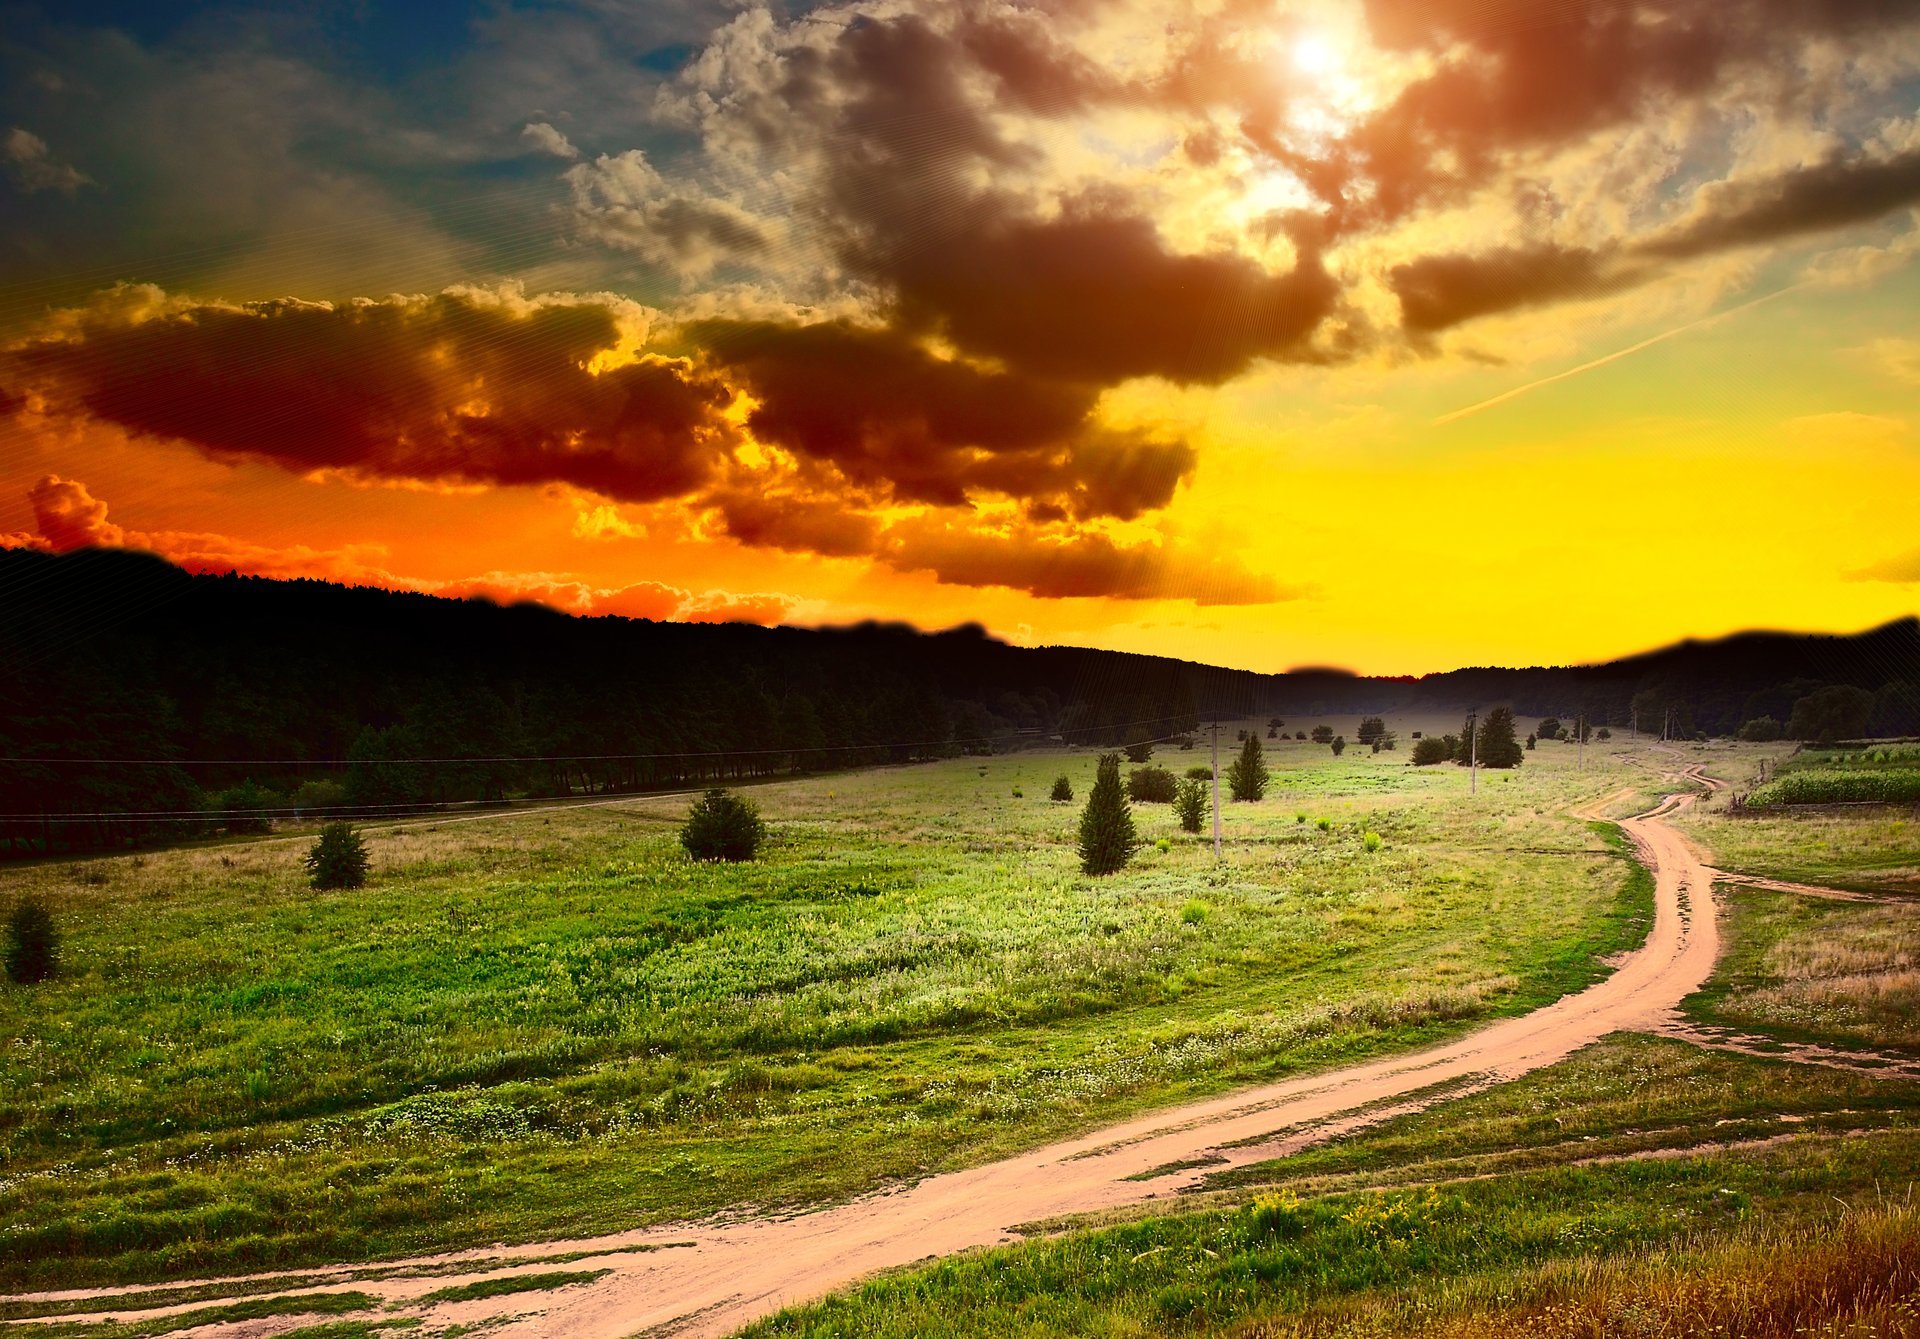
[1,0,1918,676]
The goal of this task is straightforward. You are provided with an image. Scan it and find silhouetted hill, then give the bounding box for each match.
[1,547,1915,854]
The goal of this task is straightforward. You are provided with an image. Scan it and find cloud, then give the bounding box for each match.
[1390,245,1642,333]
[7,285,738,504]
[521,121,579,159]
[877,516,1294,605]
[1638,147,1920,261]
[567,150,776,278]
[1848,547,1920,584]
[2,127,90,194]
[1859,337,1920,385]
[4,476,799,625]
[691,318,1198,518]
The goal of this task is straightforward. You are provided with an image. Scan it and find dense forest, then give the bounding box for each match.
[2,547,1916,856]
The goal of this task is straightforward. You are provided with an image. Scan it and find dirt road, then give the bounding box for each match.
[9,768,1727,1337]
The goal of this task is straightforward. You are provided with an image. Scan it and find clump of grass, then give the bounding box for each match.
[1180,898,1208,924]
[1154,838,1172,853]
[1316,816,1333,832]
[416,1269,608,1305]
[1746,767,1920,806]
[1362,832,1383,853]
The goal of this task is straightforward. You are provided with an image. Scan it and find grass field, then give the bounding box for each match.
[0,723,1659,1288]
[745,1037,1920,1338]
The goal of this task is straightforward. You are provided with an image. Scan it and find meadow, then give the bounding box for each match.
[0,721,1662,1288]
[742,735,1920,1339]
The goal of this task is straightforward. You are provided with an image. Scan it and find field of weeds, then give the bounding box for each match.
[0,726,1653,1287]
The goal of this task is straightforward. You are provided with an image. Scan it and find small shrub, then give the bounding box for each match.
[1173,776,1209,832]
[1185,765,1213,781]
[1316,816,1332,832]
[291,778,349,813]
[1011,787,1024,799]
[4,897,58,984]
[1362,831,1383,853]
[1597,727,1612,740]
[1154,837,1171,853]
[305,822,371,889]
[1123,740,1155,764]
[1050,775,1073,802]
[210,778,279,835]
[1295,811,1307,823]
[1412,736,1453,766]
[1330,735,1346,756]
[681,789,766,861]
[1311,725,1334,744]
[1127,765,1178,803]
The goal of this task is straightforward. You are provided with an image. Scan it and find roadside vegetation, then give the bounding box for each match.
[0,726,1651,1288]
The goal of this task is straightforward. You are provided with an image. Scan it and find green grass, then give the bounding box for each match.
[741,1038,1920,1338]
[1,1291,378,1339]
[0,737,1656,1288]
[1745,767,1920,806]
[413,1269,608,1305]
[1686,888,1920,1052]
[1674,803,1920,893]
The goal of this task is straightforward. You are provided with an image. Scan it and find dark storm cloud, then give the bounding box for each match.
[693,318,1199,518]
[1390,245,1637,333]
[7,289,737,502]
[1638,147,1920,261]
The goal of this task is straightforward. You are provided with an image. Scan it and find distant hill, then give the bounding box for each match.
[2,547,1916,854]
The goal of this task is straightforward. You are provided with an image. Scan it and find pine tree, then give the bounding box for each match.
[1173,776,1209,833]
[1077,753,1137,875]
[1228,733,1268,801]
[305,822,371,889]
[1050,775,1073,802]
[1475,706,1525,768]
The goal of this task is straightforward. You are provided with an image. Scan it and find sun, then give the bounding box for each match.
[1290,31,1339,78]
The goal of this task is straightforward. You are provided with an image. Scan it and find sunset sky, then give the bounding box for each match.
[3,0,1918,675]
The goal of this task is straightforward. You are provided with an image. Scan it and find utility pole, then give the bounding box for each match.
[1210,722,1223,858]
[1577,711,1586,771]
[1466,709,1478,795]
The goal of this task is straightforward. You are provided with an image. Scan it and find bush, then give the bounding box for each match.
[1311,725,1334,744]
[1315,816,1332,832]
[4,897,58,984]
[305,822,371,890]
[290,778,349,814]
[1294,731,1306,740]
[1330,735,1346,756]
[1597,727,1612,740]
[1180,898,1208,924]
[1362,831,1383,853]
[1184,765,1213,781]
[210,778,279,835]
[1173,776,1209,832]
[680,789,766,862]
[1228,733,1268,801]
[1356,716,1386,745]
[1050,775,1073,802]
[1123,739,1155,764]
[1412,736,1453,766]
[1127,766,1177,803]
[1078,753,1137,876]
[1537,717,1562,740]
[1738,716,1784,743]
[1526,734,1537,750]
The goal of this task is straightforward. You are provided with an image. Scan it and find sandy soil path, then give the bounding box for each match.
[6,767,1728,1338]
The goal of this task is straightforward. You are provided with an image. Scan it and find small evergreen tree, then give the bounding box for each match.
[1526,734,1537,750]
[1475,706,1525,768]
[1311,725,1334,744]
[4,897,57,984]
[1330,735,1346,756]
[1597,727,1612,740]
[1123,739,1155,764]
[1078,753,1137,876]
[1412,736,1452,765]
[1356,716,1386,745]
[1537,717,1562,741]
[681,789,766,861]
[1050,775,1073,802]
[1228,733,1268,801]
[305,822,371,889]
[1173,777,1209,832]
